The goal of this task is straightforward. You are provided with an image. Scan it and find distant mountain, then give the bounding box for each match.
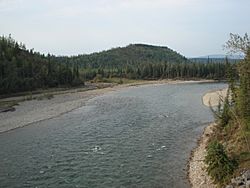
[73,44,190,68]
[195,54,244,59]
[189,54,243,64]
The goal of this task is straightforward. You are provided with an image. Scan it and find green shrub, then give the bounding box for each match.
[44,93,54,100]
[36,93,54,100]
[72,77,84,86]
[93,74,103,83]
[220,96,231,127]
[205,140,238,185]
[118,78,123,84]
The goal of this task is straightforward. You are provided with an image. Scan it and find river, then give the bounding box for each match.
[0,82,226,188]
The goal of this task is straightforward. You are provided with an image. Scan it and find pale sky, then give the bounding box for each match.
[1,0,249,57]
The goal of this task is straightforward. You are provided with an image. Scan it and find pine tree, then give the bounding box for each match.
[237,49,250,120]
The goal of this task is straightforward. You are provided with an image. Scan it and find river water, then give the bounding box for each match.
[0,82,226,188]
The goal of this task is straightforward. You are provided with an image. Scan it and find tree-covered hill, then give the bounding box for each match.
[0,35,82,95]
[0,35,229,95]
[55,44,227,81]
[72,44,190,69]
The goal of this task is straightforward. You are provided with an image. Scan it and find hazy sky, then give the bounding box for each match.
[1,0,249,57]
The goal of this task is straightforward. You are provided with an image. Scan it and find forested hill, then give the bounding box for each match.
[0,36,82,94]
[55,43,227,81]
[70,44,190,69]
[1,36,228,95]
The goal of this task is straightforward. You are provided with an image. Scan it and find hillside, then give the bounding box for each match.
[0,36,82,95]
[72,44,190,69]
[0,36,228,95]
[55,44,227,81]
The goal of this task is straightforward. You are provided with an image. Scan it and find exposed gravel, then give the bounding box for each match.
[188,88,227,188]
[0,80,214,133]
[0,86,117,133]
[188,123,216,188]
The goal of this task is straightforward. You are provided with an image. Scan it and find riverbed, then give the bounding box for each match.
[0,82,226,188]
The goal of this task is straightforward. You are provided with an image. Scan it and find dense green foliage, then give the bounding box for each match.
[206,33,250,186]
[205,141,238,185]
[77,44,190,68]
[220,94,231,127]
[237,49,250,120]
[219,35,250,130]
[0,36,229,95]
[0,35,82,94]
[61,44,227,80]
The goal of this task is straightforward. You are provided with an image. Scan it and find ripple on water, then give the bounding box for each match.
[0,83,227,188]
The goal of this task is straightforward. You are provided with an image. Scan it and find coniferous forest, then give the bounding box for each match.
[0,35,230,95]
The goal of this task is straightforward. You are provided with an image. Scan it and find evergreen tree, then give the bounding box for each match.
[237,49,250,120]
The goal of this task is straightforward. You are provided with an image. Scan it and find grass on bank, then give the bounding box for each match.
[91,75,142,84]
[205,95,250,187]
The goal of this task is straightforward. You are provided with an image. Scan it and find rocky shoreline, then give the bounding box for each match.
[188,88,227,188]
[188,123,216,188]
[226,170,250,188]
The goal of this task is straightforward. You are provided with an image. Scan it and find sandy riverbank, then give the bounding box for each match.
[188,88,228,188]
[202,88,228,107]
[0,79,215,133]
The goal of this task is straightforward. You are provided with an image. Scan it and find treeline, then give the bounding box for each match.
[190,57,241,64]
[77,61,227,81]
[205,33,250,186]
[0,35,83,95]
[55,44,229,81]
[0,36,233,95]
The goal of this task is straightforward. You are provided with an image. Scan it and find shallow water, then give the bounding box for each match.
[0,82,226,188]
